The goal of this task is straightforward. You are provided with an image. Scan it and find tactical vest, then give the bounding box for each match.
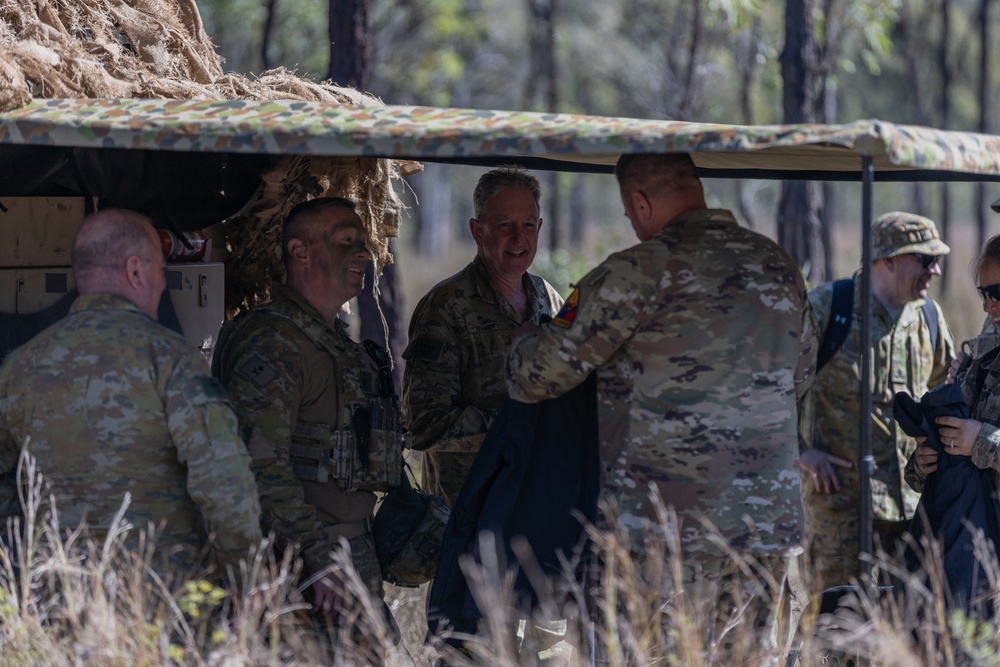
[216,301,403,493]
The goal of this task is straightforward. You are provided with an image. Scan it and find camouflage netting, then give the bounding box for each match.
[0,0,420,313]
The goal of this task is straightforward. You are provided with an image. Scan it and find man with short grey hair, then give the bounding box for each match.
[403,165,563,507]
[0,209,262,577]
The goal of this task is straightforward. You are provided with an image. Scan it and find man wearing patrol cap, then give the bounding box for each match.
[799,211,957,593]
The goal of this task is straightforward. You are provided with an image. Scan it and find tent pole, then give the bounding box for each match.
[859,157,874,584]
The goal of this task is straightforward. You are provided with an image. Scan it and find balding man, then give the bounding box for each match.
[0,209,262,576]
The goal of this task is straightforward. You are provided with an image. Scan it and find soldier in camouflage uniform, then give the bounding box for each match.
[403,165,563,507]
[800,212,956,593]
[0,209,262,576]
[506,153,816,661]
[215,197,402,624]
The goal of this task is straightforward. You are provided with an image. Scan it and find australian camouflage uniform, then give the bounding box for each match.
[0,293,263,574]
[802,229,956,592]
[214,285,403,598]
[402,255,563,506]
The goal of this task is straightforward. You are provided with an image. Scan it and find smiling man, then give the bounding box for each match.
[214,197,403,633]
[403,165,563,506]
[799,211,956,593]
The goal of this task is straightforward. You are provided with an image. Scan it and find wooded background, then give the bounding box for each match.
[196,0,998,348]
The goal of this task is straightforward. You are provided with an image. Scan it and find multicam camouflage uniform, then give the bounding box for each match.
[215,285,402,597]
[0,293,262,572]
[403,256,562,506]
[803,265,955,591]
[506,209,815,560]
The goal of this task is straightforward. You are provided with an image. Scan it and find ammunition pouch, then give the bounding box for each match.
[291,409,402,492]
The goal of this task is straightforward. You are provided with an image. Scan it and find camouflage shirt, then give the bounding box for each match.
[802,276,955,524]
[506,209,816,557]
[215,285,385,581]
[0,293,262,571]
[402,256,563,505]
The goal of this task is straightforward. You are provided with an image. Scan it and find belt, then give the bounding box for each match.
[328,517,373,542]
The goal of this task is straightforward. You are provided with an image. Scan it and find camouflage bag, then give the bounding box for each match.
[373,464,450,587]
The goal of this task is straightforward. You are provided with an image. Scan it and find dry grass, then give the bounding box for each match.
[5,446,1000,667]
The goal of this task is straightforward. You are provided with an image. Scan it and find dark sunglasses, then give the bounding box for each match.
[912,253,939,270]
[978,283,1000,303]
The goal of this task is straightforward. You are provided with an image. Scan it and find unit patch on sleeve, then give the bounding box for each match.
[552,287,580,328]
[236,354,278,389]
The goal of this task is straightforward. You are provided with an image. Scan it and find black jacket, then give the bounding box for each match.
[894,357,1000,615]
[427,373,600,639]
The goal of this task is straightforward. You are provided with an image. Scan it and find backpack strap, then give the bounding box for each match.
[921,296,939,354]
[816,279,854,373]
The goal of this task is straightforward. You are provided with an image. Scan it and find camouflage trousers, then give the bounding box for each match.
[306,528,400,657]
[320,526,384,599]
[804,512,910,594]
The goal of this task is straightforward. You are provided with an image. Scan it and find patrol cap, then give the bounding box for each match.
[872,211,950,261]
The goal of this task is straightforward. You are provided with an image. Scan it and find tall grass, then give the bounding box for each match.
[3,450,999,666]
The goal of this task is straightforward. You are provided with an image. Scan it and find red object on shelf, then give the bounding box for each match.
[158,229,209,262]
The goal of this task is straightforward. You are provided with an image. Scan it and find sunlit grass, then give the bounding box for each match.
[3,449,1000,666]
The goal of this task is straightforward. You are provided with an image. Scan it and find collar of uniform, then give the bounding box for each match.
[269,284,348,335]
[470,255,547,315]
[659,208,738,234]
[70,292,147,316]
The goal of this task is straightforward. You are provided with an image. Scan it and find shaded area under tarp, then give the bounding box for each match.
[0,144,272,232]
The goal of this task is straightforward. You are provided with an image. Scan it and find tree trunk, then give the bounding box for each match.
[410,163,453,259]
[778,0,823,281]
[901,3,933,219]
[261,0,277,70]
[525,0,562,249]
[329,0,404,376]
[938,0,952,288]
[977,0,993,251]
[676,0,703,121]
[328,0,371,88]
[359,241,406,388]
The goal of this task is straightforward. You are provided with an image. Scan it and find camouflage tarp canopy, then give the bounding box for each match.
[2,98,1000,180]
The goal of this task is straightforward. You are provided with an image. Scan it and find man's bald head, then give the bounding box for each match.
[72,209,166,318]
[72,210,157,290]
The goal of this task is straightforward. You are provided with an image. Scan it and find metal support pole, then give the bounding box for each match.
[858,157,875,583]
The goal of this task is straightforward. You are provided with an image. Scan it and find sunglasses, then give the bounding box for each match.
[978,283,1000,303]
[912,253,939,270]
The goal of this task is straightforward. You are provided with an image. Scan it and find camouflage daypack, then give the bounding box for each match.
[374,465,450,587]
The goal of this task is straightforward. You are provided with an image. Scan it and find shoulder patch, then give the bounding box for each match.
[408,337,445,363]
[552,287,580,328]
[236,354,278,389]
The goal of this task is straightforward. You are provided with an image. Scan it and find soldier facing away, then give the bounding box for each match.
[0,209,262,577]
[214,197,403,630]
[505,153,816,660]
[799,212,956,593]
[402,165,563,507]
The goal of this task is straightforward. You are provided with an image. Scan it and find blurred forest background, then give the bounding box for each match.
[197,0,999,348]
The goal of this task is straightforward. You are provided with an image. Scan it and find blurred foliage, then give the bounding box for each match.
[196,0,1000,338]
[196,0,990,130]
